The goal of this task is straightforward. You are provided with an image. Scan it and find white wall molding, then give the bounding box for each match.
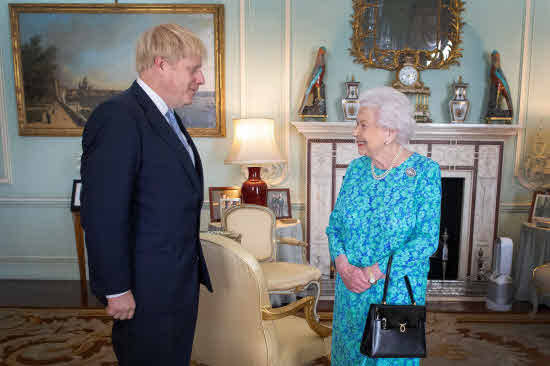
[0,197,69,207]
[515,0,533,176]
[499,201,531,213]
[0,48,13,184]
[0,198,306,210]
[201,201,304,210]
[239,0,247,118]
[277,0,291,184]
[0,256,80,280]
[0,256,77,264]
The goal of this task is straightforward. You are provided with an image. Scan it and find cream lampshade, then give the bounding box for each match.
[225,118,285,205]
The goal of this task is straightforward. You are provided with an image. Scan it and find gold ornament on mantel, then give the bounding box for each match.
[392,56,431,123]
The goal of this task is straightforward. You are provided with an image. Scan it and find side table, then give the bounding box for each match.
[513,222,550,306]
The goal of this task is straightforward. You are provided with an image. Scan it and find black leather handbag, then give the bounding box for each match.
[359,255,427,358]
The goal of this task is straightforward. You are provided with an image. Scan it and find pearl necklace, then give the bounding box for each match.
[371,146,402,180]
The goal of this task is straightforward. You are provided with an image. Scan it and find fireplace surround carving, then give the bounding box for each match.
[293,122,520,288]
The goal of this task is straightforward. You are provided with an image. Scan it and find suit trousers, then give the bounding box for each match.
[112,260,200,366]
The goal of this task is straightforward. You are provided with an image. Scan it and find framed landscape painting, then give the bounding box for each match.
[9,3,225,137]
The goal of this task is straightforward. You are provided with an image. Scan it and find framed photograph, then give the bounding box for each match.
[531,192,550,223]
[219,197,241,221]
[267,188,292,219]
[70,179,82,212]
[208,187,240,222]
[9,3,225,137]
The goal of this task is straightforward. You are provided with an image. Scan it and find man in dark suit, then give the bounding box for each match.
[80,24,212,366]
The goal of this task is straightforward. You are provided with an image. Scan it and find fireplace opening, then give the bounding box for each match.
[428,177,464,280]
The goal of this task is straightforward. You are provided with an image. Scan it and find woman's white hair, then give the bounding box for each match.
[359,86,415,145]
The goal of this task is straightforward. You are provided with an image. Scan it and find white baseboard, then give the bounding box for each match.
[0,256,81,280]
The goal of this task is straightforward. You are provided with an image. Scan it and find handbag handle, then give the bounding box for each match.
[381,255,416,305]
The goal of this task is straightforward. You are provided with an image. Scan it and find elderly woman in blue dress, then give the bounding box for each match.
[326,87,441,366]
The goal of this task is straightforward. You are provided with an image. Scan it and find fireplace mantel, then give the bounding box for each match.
[292,121,521,141]
[294,121,509,282]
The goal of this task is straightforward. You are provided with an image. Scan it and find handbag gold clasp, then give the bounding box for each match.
[400,322,407,333]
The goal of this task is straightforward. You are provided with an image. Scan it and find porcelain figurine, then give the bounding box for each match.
[486,50,513,123]
[299,47,327,120]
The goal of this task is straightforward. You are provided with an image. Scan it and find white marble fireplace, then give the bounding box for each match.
[292,122,521,283]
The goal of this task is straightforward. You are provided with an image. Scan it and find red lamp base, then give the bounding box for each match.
[241,166,267,206]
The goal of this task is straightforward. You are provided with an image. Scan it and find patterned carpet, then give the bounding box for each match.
[1,308,549,365]
[423,312,550,366]
[0,308,116,365]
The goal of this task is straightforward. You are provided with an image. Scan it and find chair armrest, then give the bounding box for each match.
[261,296,332,337]
[277,237,308,247]
[276,237,309,263]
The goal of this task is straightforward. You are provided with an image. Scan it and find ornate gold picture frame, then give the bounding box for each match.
[349,0,464,71]
[9,3,225,137]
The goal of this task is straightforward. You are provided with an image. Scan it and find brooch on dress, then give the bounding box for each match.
[406,167,416,177]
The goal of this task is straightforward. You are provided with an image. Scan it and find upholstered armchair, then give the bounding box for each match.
[192,233,331,366]
[531,263,550,316]
[222,204,322,319]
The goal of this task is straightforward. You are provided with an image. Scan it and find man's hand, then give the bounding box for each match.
[335,255,371,293]
[106,291,136,320]
[362,263,385,285]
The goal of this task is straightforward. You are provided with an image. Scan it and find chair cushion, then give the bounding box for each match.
[261,262,322,291]
[272,316,331,366]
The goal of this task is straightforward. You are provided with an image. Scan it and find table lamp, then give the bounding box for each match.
[225,118,285,206]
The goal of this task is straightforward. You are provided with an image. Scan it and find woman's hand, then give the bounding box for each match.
[362,263,385,285]
[335,255,371,293]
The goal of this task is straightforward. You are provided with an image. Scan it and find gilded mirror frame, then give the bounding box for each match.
[349,0,465,71]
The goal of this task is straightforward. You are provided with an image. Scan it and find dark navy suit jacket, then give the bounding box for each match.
[80,81,212,312]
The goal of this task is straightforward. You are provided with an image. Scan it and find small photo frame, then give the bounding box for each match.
[70,179,82,212]
[267,188,291,219]
[208,187,240,222]
[219,197,241,221]
[531,192,550,223]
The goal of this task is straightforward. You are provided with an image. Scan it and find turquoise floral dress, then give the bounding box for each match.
[326,153,441,366]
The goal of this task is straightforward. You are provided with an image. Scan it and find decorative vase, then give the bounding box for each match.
[342,77,360,122]
[241,166,267,206]
[449,76,470,123]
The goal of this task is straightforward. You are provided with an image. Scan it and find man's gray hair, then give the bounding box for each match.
[136,24,206,74]
[359,87,415,145]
